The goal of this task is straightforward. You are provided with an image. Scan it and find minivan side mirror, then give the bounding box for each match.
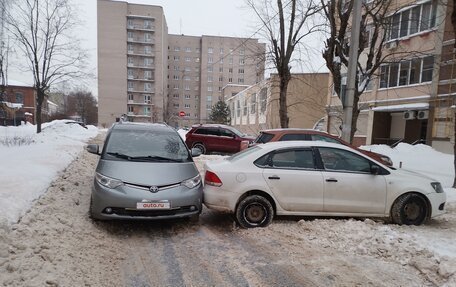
[86,144,100,155]
[371,165,380,175]
[191,148,202,157]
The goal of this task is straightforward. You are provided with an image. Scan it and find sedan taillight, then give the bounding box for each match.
[205,171,223,187]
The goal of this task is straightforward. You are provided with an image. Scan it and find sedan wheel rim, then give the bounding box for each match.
[404,202,421,221]
[244,203,267,225]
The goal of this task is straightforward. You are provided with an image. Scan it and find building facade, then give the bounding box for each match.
[98,0,168,127]
[326,0,455,153]
[98,0,265,128]
[227,73,329,135]
[0,80,38,125]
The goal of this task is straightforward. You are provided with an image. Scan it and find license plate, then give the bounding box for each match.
[136,202,170,209]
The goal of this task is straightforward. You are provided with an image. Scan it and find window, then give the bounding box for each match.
[128,105,134,113]
[208,86,213,92]
[239,49,245,55]
[379,56,434,88]
[229,68,233,73]
[185,57,191,62]
[128,81,134,91]
[257,88,266,113]
[144,83,152,91]
[185,66,191,72]
[195,128,218,136]
[184,76,190,81]
[174,46,180,51]
[243,98,248,115]
[208,76,213,82]
[174,66,179,71]
[238,78,244,84]
[228,77,233,83]
[208,66,213,72]
[144,20,152,29]
[13,93,23,104]
[174,56,180,61]
[219,128,234,137]
[144,58,153,66]
[239,59,245,65]
[185,85,190,91]
[239,68,244,74]
[318,147,371,173]
[280,134,309,141]
[208,47,213,53]
[128,57,134,65]
[128,69,134,79]
[220,58,224,64]
[127,31,133,40]
[144,33,152,42]
[173,103,179,108]
[185,94,191,99]
[219,76,223,82]
[173,84,179,90]
[229,58,233,65]
[387,1,438,41]
[250,93,256,114]
[208,57,213,63]
[128,44,133,52]
[127,19,134,28]
[219,66,223,73]
[128,94,134,101]
[144,106,151,115]
[173,75,179,80]
[220,48,224,54]
[173,94,179,98]
[270,149,315,169]
[144,95,151,103]
[185,47,191,52]
[184,104,191,108]
[144,46,152,54]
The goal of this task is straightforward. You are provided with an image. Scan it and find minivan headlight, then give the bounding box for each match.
[181,174,201,189]
[95,172,123,189]
[431,182,444,193]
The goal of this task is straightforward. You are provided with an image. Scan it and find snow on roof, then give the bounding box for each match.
[371,103,429,112]
[5,79,34,87]
[1,102,23,109]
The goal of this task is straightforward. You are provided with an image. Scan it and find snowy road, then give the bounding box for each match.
[1,132,456,286]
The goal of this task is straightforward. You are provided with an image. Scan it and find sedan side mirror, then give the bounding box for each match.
[371,165,380,175]
[86,144,100,155]
[191,148,202,157]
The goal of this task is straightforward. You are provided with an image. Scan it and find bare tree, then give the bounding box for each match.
[321,0,397,143]
[452,0,456,188]
[0,0,9,99]
[246,0,324,128]
[6,0,88,133]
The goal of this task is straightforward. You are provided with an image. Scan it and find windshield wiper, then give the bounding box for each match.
[129,155,184,162]
[106,152,133,160]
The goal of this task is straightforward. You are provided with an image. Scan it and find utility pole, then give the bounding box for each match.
[342,0,362,143]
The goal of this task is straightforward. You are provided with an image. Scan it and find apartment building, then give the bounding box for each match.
[98,0,265,128]
[326,0,455,153]
[227,73,329,135]
[98,0,168,127]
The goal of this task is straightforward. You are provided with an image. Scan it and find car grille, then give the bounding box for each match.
[109,206,195,217]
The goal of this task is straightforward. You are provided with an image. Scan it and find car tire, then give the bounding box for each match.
[89,196,98,221]
[193,143,206,155]
[235,195,274,228]
[391,193,428,225]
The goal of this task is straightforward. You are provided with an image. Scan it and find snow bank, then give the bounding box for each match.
[361,143,454,187]
[177,128,188,140]
[0,120,98,225]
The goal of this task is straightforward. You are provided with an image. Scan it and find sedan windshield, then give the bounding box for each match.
[104,128,191,162]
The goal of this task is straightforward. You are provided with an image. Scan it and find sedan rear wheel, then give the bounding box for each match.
[235,195,274,228]
[391,193,428,225]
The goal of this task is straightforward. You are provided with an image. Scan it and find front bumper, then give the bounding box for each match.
[427,192,447,218]
[91,180,203,220]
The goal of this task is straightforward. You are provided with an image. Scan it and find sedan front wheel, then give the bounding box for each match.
[391,193,428,225]
[235,195,274,228]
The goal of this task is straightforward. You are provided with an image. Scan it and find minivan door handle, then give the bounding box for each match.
[268,176,281,180]
[325,178,338,182]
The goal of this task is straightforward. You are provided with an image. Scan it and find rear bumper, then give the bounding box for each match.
[203,185,238,212]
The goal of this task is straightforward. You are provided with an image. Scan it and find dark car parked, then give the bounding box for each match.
[252,128,393,166]
[185,124,255,154]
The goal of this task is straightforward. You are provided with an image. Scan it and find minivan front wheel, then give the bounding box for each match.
[235,195,274,228]
[193,143,206,155]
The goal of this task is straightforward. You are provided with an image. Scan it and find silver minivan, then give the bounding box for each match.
[86,122,202,221]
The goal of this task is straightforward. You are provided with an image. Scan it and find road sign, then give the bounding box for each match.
[179,111,186,117]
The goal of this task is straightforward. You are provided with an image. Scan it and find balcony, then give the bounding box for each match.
[126,63,155,69]
[127,76,155,82]
[127,88,155,94]
[127,101,154,106]
[127,24,155,32]
[127,37,155,44]
[127,50,155,57]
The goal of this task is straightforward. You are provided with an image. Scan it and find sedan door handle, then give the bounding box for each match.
[325,178,338,182]
[268,176,281,180]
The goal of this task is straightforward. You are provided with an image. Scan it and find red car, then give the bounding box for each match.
[252,129,393,166]
[185,124,255,154]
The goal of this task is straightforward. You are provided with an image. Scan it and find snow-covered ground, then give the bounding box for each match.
[0,120,98,225]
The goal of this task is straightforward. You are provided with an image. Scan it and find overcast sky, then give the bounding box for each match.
[8,0,327,97]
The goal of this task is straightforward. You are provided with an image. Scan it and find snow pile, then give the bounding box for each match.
[295,218,456,285]
[177,128,188,140]
[361,143,454,187]
[0,120,98,225]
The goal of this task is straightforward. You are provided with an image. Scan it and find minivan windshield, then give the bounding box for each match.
[104,128,191,162]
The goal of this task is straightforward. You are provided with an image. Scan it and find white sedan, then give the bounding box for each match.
[203,141,446,228]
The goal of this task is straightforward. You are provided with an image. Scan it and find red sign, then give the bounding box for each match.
[179,111,186,117]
